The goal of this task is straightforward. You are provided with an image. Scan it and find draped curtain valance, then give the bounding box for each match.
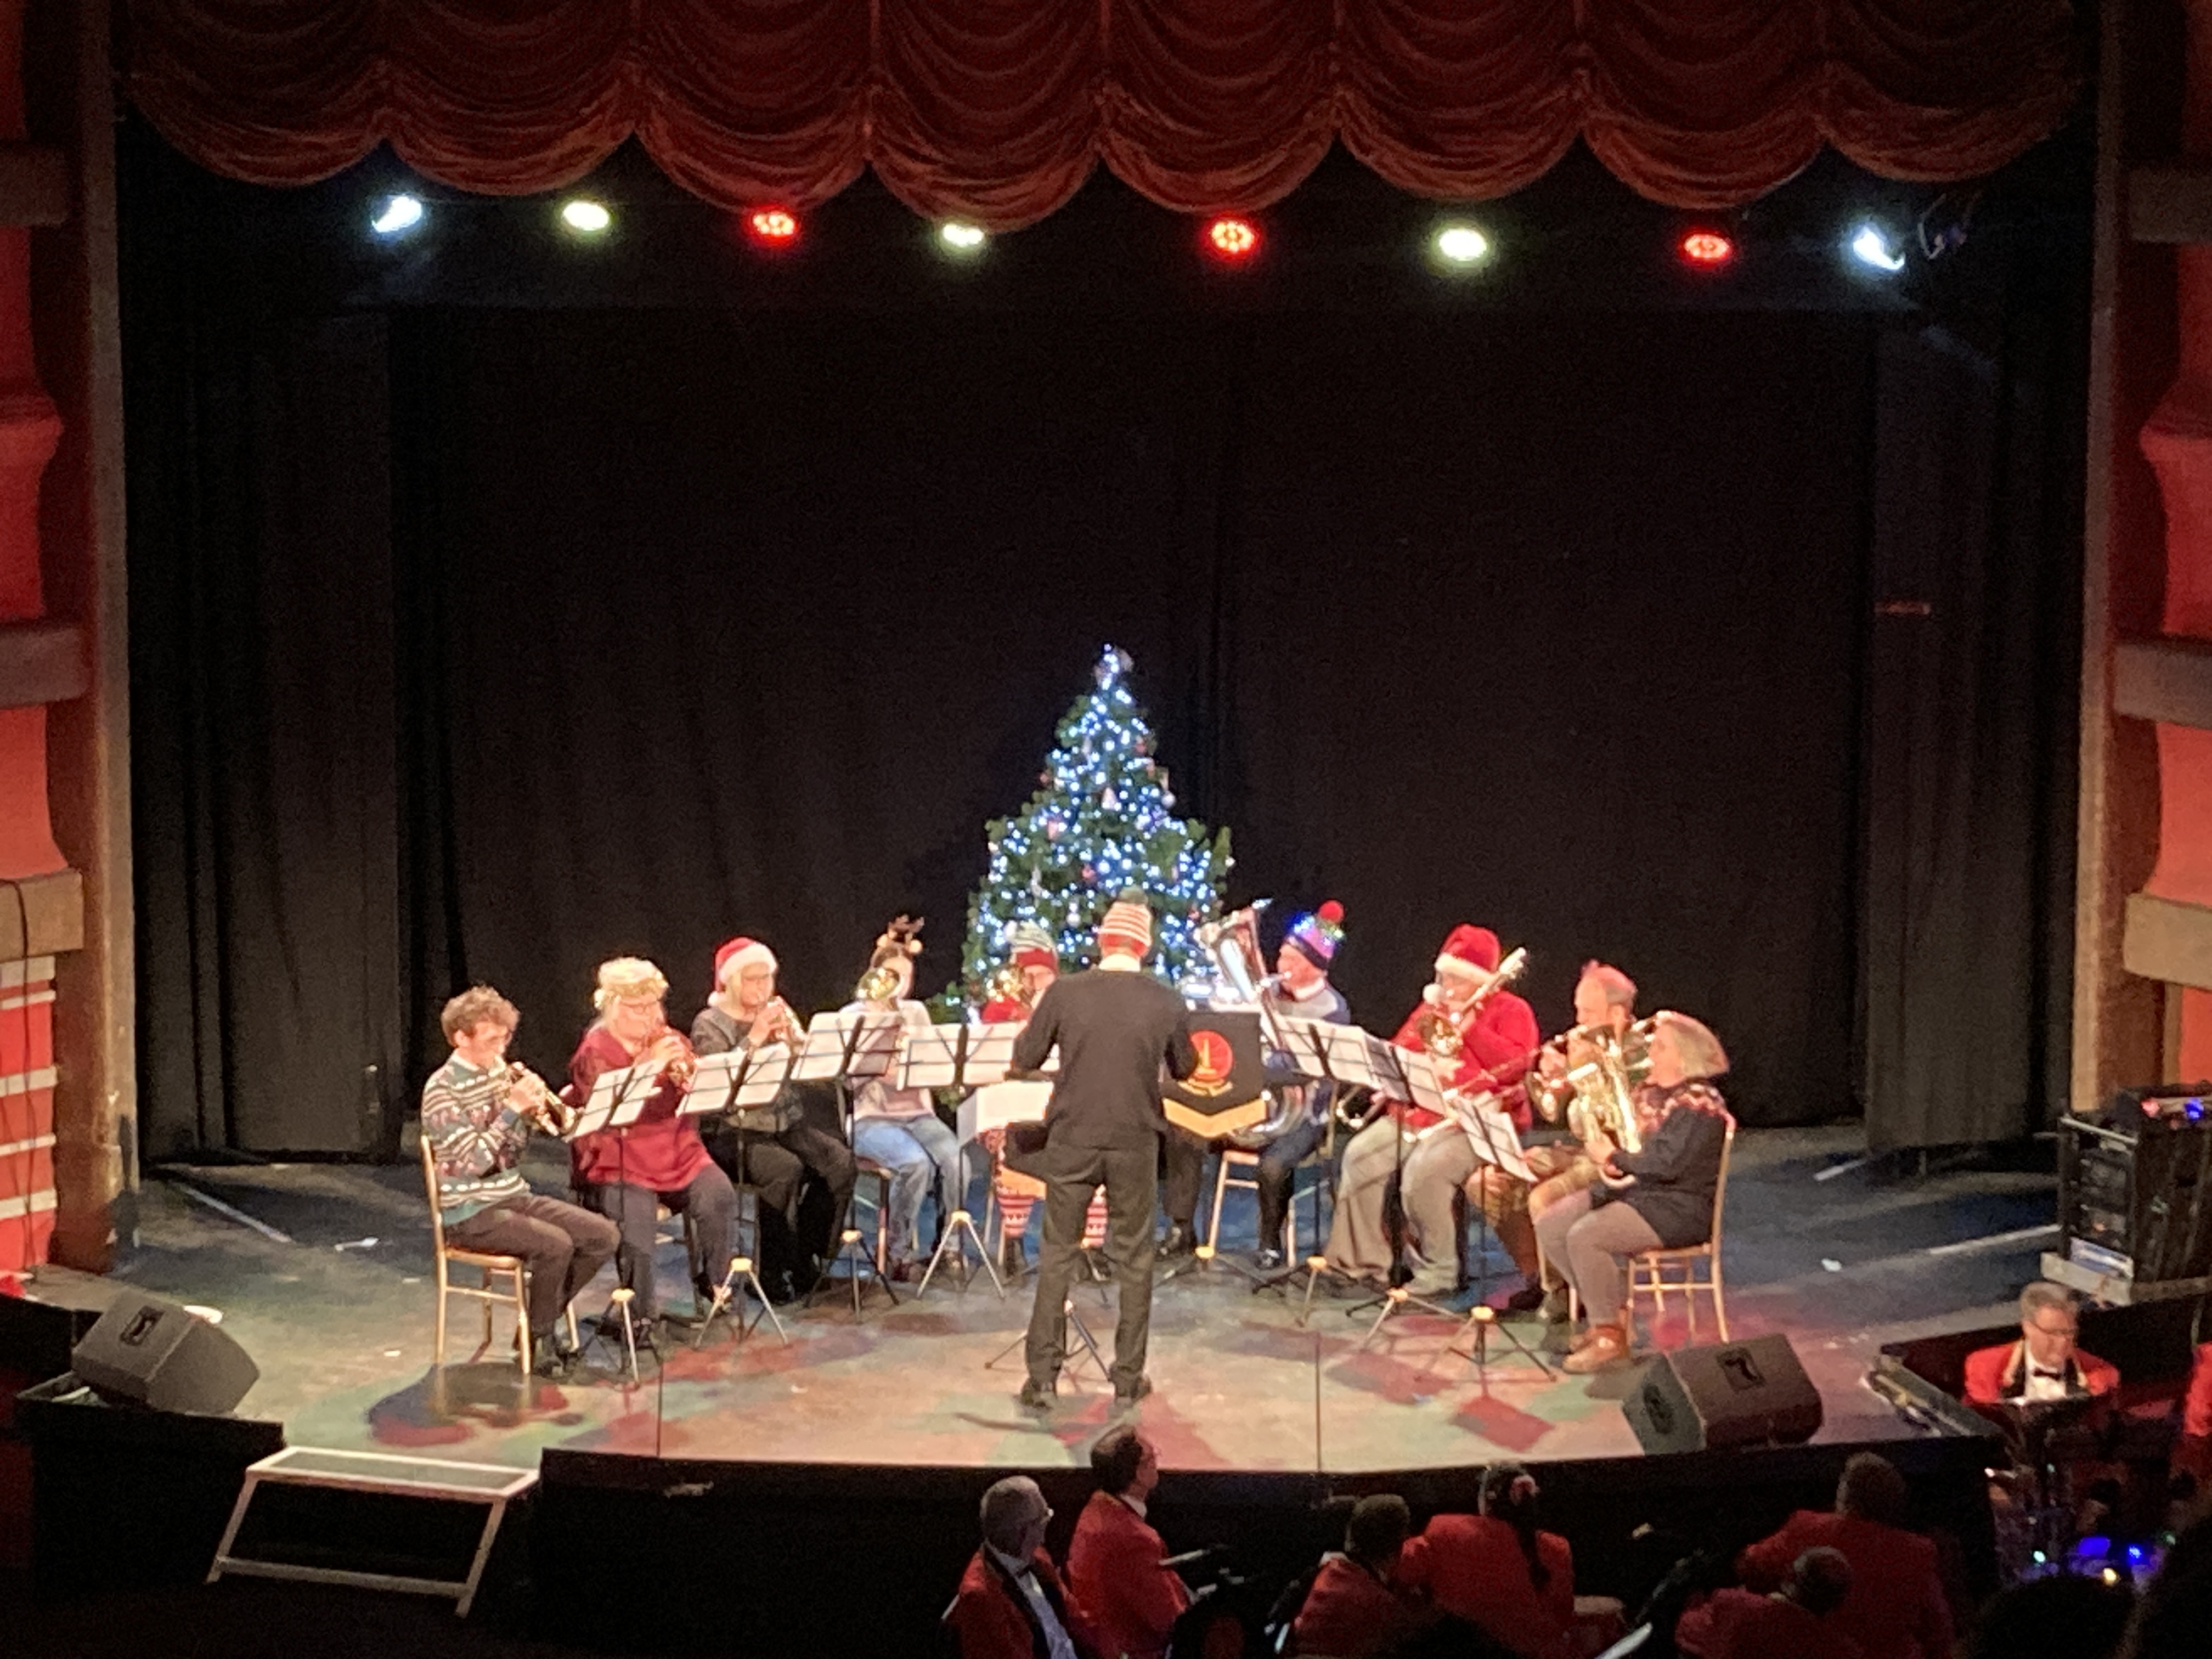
[126,1,2081,229]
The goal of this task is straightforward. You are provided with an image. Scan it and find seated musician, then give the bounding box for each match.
[691,936,856,1303]
[1289,1493,1424,1659]
[1249,902,1353,1272]
[980,924,1108,1278]
[1323,924,1538,1295]
[567,957,738,1344]
[1065,1426,1189,1659]
[1397,1463,1576,1659]
[949,1475,1100,1659]
[1961,1282,2119,1409]
[1531,1011,1732,1373]
[1522,962,1648,1316]
[421,986,618,1379]
[844,917,968,1280]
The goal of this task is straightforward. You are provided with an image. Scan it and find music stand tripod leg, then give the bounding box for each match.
[917,1209,1004,1300]
[1356,1284,1460,1352]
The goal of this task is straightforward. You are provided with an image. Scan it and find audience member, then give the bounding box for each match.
[1396,1463,1575,1659]
[1962,1282,2120,1407]
[1290,1493,1424,1658]
[1683,1547,1861,1659]
[2120,1505,2212,1659]
[1065,1426,1189,1659]
[1964,1573,2131,1659]
[949,1476,1097,1659]
[1734,1452,1954,1659]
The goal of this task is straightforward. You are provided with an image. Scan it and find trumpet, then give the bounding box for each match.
[504,1062,576,1135]
[643,1025,697,1088]
[761,998,808,1047]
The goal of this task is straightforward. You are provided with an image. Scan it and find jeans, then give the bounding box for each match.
[852,1113,967,1262]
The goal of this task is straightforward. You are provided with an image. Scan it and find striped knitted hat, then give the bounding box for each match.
[1097,889,1153,956]
[1007,922,1058,970]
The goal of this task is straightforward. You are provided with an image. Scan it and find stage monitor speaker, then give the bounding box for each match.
[1623,1334,1822,1455]
[70,1293,259,1415]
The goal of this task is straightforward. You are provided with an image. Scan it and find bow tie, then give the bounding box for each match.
[2031,1368,2067,1381]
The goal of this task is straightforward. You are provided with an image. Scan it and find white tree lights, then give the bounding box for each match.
[952,646,1232,1000]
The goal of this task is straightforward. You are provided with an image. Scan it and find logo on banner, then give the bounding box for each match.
[1183,1030,1235,1097]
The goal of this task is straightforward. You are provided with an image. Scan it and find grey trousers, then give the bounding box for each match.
[1531,1186,1663,1323]
[1025,1141,1157,1392]
[1323,1115,1405,1280]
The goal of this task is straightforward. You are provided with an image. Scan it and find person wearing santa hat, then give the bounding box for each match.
[1245,901,1355,1272]
[979,924,1111,1280]
[692,936,856,1302]
[1322,924,1539,1294]
[1011,889,1199,1412]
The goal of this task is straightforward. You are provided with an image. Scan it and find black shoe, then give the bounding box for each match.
[999,1236,1028,1279]
[531,1340,577,1380]
[1018,1380,1057,1414]
[662,1304,707,1330]
[1081,1248,1115,1284]
[1114,1375,1154,1408]
[1159,1223,1197,1260]
[1503,1283,1548,1314]
[765,1269,802,1306]
[1254,1248,1286,1273]
[1539,1286,1572,1324]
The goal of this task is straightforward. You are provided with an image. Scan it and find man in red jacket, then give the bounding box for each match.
[1734,1452,1953,1659]
[1681,1547,1861,1659]
[948,1475,1097,1659]
[1961,1282,2121,1409]
[1065,1426,1189,1659]
[1290,1494,1424,1658]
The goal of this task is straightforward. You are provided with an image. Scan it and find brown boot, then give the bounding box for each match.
[1562,1324,1631,1374]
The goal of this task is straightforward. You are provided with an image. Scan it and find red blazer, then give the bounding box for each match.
[949,1547,1097,1659]
[1679,1588,1863,1659]
[1736,1512,1952,1659]
[2183,1341,2212,1437]
[1396,1514,1574,1659]
[1960,1341,2119,1408]
[1064,1493,1189,1659]
[1290,1554,1421,1659]
[1386,992,1541,1131]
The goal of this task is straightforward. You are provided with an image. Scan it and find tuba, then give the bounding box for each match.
[1531,1019,1653,1155]
[1197,901,1306,1147]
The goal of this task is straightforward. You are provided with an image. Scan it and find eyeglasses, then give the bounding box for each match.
[2029,1319,2078,1340]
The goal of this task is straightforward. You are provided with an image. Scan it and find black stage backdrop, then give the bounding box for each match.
[120,138,2084,1158]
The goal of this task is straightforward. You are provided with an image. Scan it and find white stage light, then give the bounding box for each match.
[939,221,986,251]
[561,199,612,235]
[1849,223,1905,273]
[370,195,424,236]
[1435,225,1489,264]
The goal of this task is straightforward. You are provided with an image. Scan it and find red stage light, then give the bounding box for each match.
[1206,217,1259,259]
[1679,230,1733,266]
[748,207,799,244]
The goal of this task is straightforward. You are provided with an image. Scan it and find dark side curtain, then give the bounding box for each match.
[1858,318,2082,1150]
[123,1,2081,223]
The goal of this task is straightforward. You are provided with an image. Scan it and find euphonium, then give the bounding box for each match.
[984,962,1031,1013]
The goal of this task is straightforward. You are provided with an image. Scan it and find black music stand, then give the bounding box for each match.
[565,1063,664,1380]
[806,1009,906,1316]
[682,1043,791,1346]
[1442,1097,1551,1379]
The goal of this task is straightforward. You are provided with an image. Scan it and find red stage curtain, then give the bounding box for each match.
[123,1,2081,227]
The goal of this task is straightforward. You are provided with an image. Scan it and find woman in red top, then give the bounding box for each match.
[1396,1463,1575,1659]
[569,957,737,1341]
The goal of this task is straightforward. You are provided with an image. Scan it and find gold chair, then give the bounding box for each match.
[1625,1121,1735,1343]
[420,1137,578,1376]
[1203,1149,1297,1257]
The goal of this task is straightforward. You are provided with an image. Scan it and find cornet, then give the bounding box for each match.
[505,1062,576,1135]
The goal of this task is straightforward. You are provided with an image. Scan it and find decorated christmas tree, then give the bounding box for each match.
[953,646,1232,1000]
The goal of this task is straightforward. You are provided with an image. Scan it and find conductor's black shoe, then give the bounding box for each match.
[1113,1375,1154,1408]
[1254,1248,1286,1273]
[1018,1380,1058,1414]
[1159,1223,1197,1260]
[1080,1249,1115,1283]
[531,1340,577,1381]
[1503,1284,1548,1314]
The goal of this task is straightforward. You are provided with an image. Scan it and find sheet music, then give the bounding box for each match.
[679,1049,741,1116]
[957,1079,1054,1143]
[731,1040,798,1109]
[1272,1016,1335,1080]
[821,1007,905,1082]
[898,1024,966,1091]
[957,1021,1027,1088]
[566,1062,661,1139]
[1455,1094,1534,1183]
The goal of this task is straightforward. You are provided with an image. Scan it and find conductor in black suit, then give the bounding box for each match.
[1012,890,1198,1411]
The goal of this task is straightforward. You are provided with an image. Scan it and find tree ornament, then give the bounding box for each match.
[1101,786,1118,810]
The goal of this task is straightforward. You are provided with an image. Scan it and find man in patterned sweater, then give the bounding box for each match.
[422,985,618,1378]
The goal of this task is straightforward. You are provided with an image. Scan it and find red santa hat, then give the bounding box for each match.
[1007,922,1058,971]
[712,936,777,994]
[1435,924,1500,981]
[1097,889,1154,957]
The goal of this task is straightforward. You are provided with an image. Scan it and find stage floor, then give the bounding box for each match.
[22,1125,2054,1475]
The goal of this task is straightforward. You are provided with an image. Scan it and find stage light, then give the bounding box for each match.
[560,199,612,235]
[370,194,424,237]
[1679,230,1733,267]
[748,207,799,245]
[1849,223,1906,273]
[1206,217,1259,261]
[1434,224,1490,264]
[939,221,987,252]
